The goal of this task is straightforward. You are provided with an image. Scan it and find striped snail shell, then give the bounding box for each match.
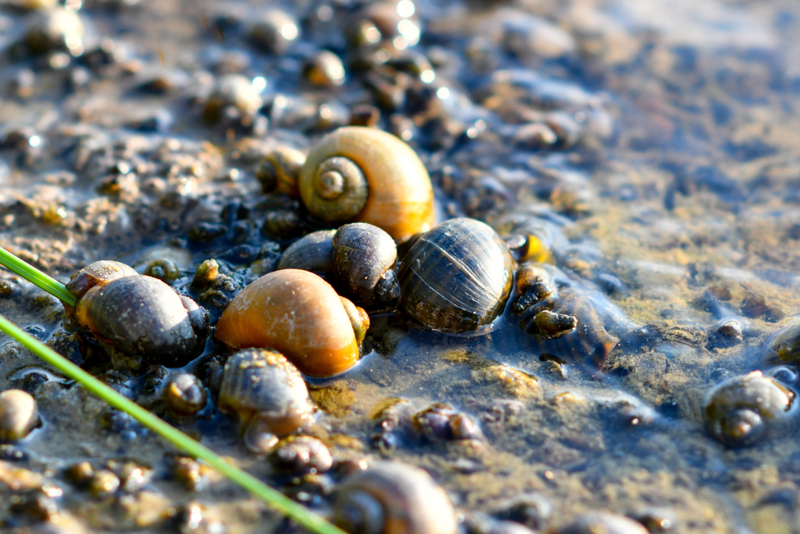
[218,349,314,453]
[397,218,515,333]
[215,269,369,378]
[332,461,458,534]
[299,126,435,241]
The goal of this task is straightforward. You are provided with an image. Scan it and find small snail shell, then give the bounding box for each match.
[0,389,39,441]
[704,371,798,448]
[277,224,400,311]
[764,318,800,365]
[333,223,398,309]
[215,269,368,377]
[397,218,514,333]
[268,435,333,475]
[299,126,435,241]
[65,261,210,367]
[219,349,314,453]
[256,146,306,196]
[332,461,458,534]
[277,230,336,274]
[164,373,208,416]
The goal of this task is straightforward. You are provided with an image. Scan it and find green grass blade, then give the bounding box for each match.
[0,247,77,307]
[0,314,346,534]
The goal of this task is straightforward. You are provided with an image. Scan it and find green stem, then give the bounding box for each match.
[0,314,345,534]
[0,247,77,307]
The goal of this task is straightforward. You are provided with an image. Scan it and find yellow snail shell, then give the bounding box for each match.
[299,126,435,241]
[215,269,367,378]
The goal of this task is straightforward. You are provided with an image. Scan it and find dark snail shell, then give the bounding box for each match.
[215,269,368,378]
[397,218,514,333]
[66,261,209,367]
[277,223,399,311]
[298,126,435,241]
[219,349,314,453]
[704,371,798,448]
[332,461,458,534]
[277,230,336,274]
[333,223,399,310]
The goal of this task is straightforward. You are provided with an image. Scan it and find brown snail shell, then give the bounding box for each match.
[299,126,435,241]
[65,261,210,367]
[332,461,458,534]
[277,230,336,274]
[219,349,314,453]
[256,146,306,196]
[215,269,368,378]
[397,218,514,333]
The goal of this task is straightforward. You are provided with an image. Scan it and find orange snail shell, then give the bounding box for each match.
[215,269,363,378]
[299,126,435,241]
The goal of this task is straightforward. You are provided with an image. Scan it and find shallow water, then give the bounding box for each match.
[2,0,800,532]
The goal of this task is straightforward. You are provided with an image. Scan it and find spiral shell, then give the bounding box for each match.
[219,349,314,452]
[299,126,434,241]
[397,218,514,333]
[215,269,367,377]
[704,371,799,447]
[332,461,458,534]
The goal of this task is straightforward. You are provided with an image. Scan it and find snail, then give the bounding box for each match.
[332,461,458,534]
[218,349,314,453]
[704,371,799,448]
[396,218,514,333]
[277,223,400,311]
[764,317,800,365]
[0,389,39,441]
[215,269,369,378]
[268,435,333,475]
[64,261,210,368]
[164,373,208,416]
[298,126,434,241]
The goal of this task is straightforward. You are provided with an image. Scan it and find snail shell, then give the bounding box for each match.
[219,349,314,453]
[397,218,514,333]
[215,269,368,378]
[332,461,458,534]
[299,126,434,241]
[0,389,39,441]
[66,261,209,367]
[704,371,798,448]
[764,318,800,365]
[277,224,399,311]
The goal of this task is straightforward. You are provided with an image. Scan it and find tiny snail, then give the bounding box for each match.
[332,461,458,534]
[764,317,800,365]
[64,261,210,368]
[218,349,314,453]
[298,126,435,241]
[215,269,369,378]
[0,389,39,441]
[164,373,208,416]
[277,223,400,311]
[397,218,514,333]
[704,370,799,448]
